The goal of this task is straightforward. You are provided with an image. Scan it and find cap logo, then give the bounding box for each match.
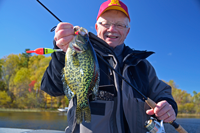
[108,0,121,6]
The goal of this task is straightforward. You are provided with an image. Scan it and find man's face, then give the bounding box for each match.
[95,10,130,48]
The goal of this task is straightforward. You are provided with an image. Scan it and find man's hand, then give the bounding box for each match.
[146,100,176,123]
[54,22,74,52]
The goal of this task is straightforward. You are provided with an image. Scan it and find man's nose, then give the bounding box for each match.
[107,24,116,31]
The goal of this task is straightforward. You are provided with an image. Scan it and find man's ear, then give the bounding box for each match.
[126,28,130,36]
[95,23,98,32]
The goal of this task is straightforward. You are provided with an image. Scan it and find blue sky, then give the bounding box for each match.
[0,0,200,95]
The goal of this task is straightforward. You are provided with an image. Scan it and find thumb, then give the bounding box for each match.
[146,108,155,115]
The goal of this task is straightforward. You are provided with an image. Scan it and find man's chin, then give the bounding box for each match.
[106,42,118,48]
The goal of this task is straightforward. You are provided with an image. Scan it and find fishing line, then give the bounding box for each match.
[36,1,187,132]
[36,0,62,22]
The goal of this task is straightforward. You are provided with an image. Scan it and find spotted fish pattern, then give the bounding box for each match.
[62,27,100,124]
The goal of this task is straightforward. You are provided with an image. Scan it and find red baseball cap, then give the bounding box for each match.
[97,0,130,21]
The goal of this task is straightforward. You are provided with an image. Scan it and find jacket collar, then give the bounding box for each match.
[88,32,154,62]
[122,45,154,66]
[89,32,114,56]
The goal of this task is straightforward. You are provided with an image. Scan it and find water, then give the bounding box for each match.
[0,111,68,131]
[0,111,200,133]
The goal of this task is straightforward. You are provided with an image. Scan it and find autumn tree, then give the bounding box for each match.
[0,59,7,91]
[192,91,200,114]
[0,91,11,108]
[166,80,198,114]
[0,59,3,79]
[1,54,20,91]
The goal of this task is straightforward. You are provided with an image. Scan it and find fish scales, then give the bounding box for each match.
[63,27,99,124]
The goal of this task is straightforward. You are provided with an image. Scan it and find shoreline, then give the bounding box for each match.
[1,108,200,117]
[0,108,58,112]
[177,113,200,117]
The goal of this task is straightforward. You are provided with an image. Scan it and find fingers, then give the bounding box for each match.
[146,108,154,115]
[55,22,73,33]
[146,100,176,123]
[163,110,176,123]
[54,22,74,52]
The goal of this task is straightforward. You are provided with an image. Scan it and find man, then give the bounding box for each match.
[41,0,177,132]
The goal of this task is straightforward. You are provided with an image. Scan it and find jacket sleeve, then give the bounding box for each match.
[40,40,65,96]
[146,60,178,115]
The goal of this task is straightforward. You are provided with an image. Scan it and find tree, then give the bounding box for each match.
[0,59,3,79]
[0,80,7,91]
[165,80,194,113]
[0,59,7,91]
[12,67,30,96]
[192,91,200,114]
[1,54,20,91]
[0,91,11,107]
[0,54,66,109]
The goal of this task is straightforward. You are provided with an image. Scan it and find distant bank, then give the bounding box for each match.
[0,108,58,112]
[1,108,200,118]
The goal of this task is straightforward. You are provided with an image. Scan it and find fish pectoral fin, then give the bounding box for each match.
[62,77,74,101]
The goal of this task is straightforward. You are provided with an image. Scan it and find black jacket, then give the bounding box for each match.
[41,32,177,133]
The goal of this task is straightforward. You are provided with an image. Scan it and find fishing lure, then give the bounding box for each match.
[26,48,63,55]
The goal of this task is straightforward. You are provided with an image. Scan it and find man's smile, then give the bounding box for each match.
[105,33,119,40]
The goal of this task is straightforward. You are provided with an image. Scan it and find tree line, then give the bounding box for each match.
[0,50,68,109]
[0,51,199,114]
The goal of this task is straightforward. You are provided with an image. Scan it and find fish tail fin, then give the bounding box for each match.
[76,103,91,124]
[76,106,83,124]
[83,104,91,123]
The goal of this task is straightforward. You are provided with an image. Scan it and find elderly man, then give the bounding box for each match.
[41,0,177,132]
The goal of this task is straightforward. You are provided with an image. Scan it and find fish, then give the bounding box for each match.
[62,27,100,124]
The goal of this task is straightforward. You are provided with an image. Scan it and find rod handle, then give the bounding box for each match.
[145,97,157,109]
[175,125,188,133]
[146,97,188,133]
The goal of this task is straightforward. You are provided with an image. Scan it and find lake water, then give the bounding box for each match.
[0,111,200,133]
[0,111,68,131]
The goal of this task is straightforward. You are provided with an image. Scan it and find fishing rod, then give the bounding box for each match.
[95,54,187,133]
[36,1,187,133]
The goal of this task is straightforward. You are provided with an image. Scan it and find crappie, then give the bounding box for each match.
[62,27,100,124]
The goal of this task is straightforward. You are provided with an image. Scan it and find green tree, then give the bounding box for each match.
[192,91,200,113]
[12,67,30,96]
[166,80,194,113]
[18,49,31,68]
[184,103,195,113]
[0,59,3,79]
[0,53,58,109]
[0,80,7,91]
[0,91,11,107]
[1,54,20,91]
[0,59,7,91]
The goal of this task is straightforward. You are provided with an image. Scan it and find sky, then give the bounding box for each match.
[0,0,200,95]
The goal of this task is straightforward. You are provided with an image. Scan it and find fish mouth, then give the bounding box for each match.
[73,45,82,52]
